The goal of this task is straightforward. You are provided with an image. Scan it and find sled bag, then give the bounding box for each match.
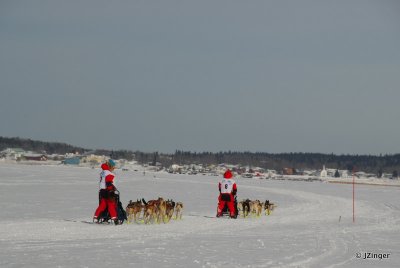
[220,194,232,202]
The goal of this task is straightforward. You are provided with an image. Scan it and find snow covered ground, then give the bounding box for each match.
[1,163,399,268]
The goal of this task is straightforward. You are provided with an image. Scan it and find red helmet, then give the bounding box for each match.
[223,170,233,179]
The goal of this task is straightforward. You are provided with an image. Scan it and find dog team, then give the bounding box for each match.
[125,198,184,224]
[237,199,276,218]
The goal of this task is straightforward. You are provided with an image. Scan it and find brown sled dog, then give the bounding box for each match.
[142,199,158,224]
[142,197,167,224]
[250,200,263,217]
[165,199,176,223]
[157,198,167,223]
[126,199,143,223]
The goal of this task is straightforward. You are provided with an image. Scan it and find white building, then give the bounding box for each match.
[1,148,27,160]
[320,165,328,177]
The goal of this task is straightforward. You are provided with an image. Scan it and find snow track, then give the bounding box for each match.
[1,163,399,267]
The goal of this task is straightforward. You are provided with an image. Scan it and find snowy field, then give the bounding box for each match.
[1,163,400,268]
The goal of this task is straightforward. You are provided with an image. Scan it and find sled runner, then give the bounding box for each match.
[97,190,127,225]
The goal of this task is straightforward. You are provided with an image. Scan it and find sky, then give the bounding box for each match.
[1,0,400,154]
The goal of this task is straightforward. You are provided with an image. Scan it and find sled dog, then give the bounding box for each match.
[142,197,167,224]
[264,200,276,215]
[250,200,263,217]
[126,199,143,223]
[165,199,176,222]
[241,199,251,218]
[142,202,158,224]
[174,202,183,220]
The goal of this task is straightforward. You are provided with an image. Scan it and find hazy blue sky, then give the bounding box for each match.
[1,0,400,154]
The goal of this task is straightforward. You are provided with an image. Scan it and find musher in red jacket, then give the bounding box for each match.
[93,159,118,223]
[217,169,237,218]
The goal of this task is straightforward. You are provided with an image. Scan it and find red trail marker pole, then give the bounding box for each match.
[353,167,355,223]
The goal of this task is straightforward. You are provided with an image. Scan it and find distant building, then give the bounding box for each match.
[283,167,295,175]
[82,154,106,165]
[169,164,183,173]
[320,165,328,177]
[23,154,48,161]
[63,157,80,165]
[1,148,26,160]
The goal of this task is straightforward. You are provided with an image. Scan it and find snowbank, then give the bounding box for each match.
[1,162,399,267]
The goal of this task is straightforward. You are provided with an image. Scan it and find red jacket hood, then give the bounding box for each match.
[101,163,110,171]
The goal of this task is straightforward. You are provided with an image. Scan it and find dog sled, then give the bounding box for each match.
[97,190,127,225]
[217,196,238,219]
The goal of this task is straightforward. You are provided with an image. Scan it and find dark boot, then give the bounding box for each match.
[112,217,120,225]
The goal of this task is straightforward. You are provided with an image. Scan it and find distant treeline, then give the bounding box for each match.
[136,150,400,175]
[1,136,400,174]
[0,136,86,155]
